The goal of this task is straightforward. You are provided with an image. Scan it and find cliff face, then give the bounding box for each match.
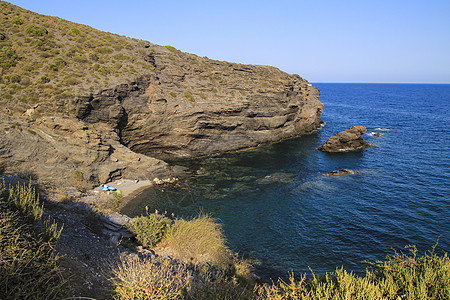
[71,50,323,160]
[0,2,323,187]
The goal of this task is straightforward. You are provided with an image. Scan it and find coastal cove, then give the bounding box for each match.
[122,83,450,280]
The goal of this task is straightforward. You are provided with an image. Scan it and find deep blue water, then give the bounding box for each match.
[123,83,450,279]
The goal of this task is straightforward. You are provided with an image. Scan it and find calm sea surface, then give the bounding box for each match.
[122,83,450,280]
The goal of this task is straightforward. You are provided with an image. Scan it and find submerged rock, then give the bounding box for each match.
[256,172,296,184]
[324,169,358,176]
[318,126,373,152]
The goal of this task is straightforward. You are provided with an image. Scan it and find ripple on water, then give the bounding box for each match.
[122,83,450,279]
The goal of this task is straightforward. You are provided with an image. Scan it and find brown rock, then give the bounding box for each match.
[325,169,358,176]
[71,62,323,160]
[319,126,373,152]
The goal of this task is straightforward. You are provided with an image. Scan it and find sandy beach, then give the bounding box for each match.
[92,178,153,202]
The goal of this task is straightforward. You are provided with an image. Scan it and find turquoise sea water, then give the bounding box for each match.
[122,83,450,280]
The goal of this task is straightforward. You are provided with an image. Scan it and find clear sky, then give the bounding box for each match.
[5,0,450,83]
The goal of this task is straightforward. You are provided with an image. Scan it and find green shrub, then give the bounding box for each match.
[73,54,88,63]
[89,52,99,61]
[39,74,50,83]
[370,245,450,299]
[183,91,195,102]
[127,214,172,248]
[69,169,89,191]
[97,65,111,76]
[53,56,67,67]
[70,27,81,35]
[165,45,178,52]
[65,77,80,85]
[3,74,21,83]
[48,63,58,71]
[64,47,77,58]
[20,76,32,86]
[25,24,48,36]
[11,16,24,25]
[0,46,19,69]
[96,46,113,54]
[0,31,6,40]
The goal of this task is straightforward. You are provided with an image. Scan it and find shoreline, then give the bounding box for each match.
[92,178,154,204]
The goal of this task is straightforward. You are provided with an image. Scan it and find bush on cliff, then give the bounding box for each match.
[257,244,450,299]
[111,255,189,300]
[127,214,172,248]
[110,240,449,299]
[111,255,255,300]
[161,213,233,269]
[0,182,68,299]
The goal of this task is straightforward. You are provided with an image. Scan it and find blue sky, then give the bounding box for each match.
[6,0,450,83]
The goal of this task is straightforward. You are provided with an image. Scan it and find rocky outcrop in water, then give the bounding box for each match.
[318,126,373,152]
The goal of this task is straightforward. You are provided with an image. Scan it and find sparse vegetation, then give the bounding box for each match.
[0,1,162,115]
[69,169,89,191]
[184,90,195,102]
[0,182,68,299]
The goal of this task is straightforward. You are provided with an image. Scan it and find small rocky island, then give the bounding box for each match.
[318,126,373,152]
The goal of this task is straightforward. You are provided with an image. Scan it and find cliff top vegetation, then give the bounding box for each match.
[1,1,291,119]
[0,0,162,115]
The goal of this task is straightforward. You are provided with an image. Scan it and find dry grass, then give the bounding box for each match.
[161,214,233,269]
[257,244,450,300]
[0,182,68,299]
[111,255,189,300]
[110,255,256,300]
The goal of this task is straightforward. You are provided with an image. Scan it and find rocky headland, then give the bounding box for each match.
[318,126,373,152]
[0,1,323,191]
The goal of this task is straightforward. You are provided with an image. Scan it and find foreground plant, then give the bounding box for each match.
[0,182,68,299]
[258,244,450,300]
[161,213,232,269]
[127,213,172,248]
[111,255,189,300]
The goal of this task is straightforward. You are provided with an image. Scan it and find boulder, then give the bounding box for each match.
[319,126,373,152]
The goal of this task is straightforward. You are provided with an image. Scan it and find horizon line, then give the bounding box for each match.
[311,81,450,84]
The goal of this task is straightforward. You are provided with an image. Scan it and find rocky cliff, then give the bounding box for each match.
[0,1,323,188]
[72,56,323,160]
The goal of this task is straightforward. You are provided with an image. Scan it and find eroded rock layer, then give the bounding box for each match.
[71,50,323,160]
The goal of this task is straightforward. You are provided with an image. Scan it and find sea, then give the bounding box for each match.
[122,83,450,280]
